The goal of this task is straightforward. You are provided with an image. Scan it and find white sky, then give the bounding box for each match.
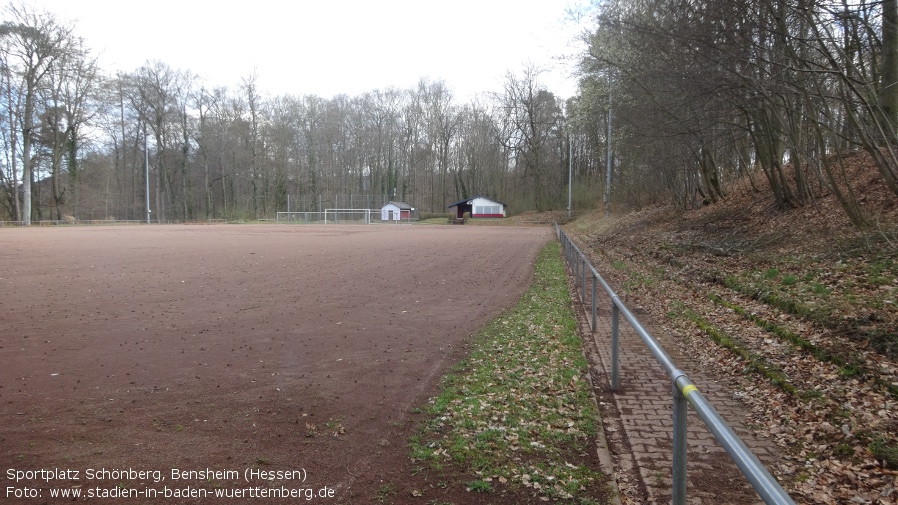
[19,0,590,101]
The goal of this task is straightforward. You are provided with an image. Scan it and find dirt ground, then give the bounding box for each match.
[0,224,554,503]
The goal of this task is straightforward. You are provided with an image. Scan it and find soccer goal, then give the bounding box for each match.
[276,209,371,225]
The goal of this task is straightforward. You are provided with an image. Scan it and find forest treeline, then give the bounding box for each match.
[2,0,897,225]
[0,2,588,223]
[580,0,898,227]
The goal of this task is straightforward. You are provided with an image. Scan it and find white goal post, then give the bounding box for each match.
[276,209,372,224]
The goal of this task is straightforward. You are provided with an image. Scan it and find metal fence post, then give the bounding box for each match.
[611,302,620,391]
[581,257,587,302]
[591,275,597,333]
[672,377,688,505]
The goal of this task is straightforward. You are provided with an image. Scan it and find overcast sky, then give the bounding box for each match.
[19,0,590,101]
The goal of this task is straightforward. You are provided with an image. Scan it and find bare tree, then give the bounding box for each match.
[37,32,98,219]
[496,66,565,211]
[1,2,80,223]
[121,61,194,222]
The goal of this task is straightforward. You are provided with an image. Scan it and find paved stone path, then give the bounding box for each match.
[571,281,784,504]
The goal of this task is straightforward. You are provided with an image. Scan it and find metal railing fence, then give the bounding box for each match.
[0,219,150,227]
[555,224,795,505]
[0,219,243,227]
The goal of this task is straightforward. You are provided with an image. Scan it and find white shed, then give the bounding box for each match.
[448,196,507,219]
[380,201,414,221]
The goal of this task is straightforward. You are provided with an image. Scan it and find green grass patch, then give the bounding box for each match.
[722,272,898,358]
[409,242,607,502]
[373,483,396,503]
[680,307,798,395]
[706,293,898,400]
[417,217,452,225]
[866,256,898,285]
[708,293,853,370]
[810,282,831,296]
[870,437,898,469]
[718,259,898,358]
[722,275,820,320]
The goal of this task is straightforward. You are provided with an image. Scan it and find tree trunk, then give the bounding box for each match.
[21,81,36,224]
[881,0,898,130]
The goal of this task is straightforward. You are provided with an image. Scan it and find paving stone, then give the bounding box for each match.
[573,277,780,504]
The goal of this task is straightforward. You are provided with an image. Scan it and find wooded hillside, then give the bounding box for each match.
[565,150,897,504]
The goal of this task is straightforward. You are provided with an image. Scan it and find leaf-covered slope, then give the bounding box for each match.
[565,152,898,504]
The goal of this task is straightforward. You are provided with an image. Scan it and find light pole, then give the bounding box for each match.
[605,89,613,218]
[568,133,573,219]
[145,128,151,224]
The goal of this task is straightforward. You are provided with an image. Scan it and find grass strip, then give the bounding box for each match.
[716,275,825,322]
[409,242,607,503]
[708,293,898,399]
[708,293,855,372]
[680,308,798,395]
[720,275,898,357]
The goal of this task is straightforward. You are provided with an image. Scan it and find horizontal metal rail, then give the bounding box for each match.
[0,219,151,226]
[555,224,794,505]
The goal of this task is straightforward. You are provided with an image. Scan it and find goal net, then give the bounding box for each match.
[276,209,372,225]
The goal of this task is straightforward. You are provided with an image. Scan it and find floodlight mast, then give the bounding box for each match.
[605,91,612,218]
[568,132,572,219]
[145,129,151,224]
